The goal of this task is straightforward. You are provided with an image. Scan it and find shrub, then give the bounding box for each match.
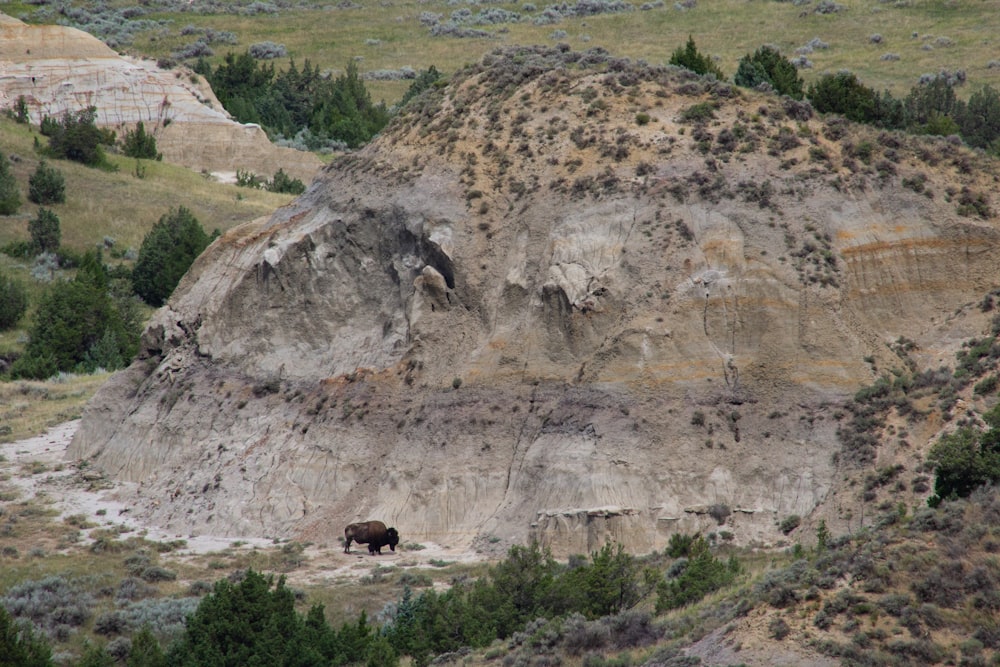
[132,207,211,307]
[669,35,724,79]
[655,537,739,611]
[12,95,30,124]
[974,374,999,395]
[679,101,716,123]
[28,160,65,205]
[927,426,1000,504]
[708,503,731,524]
[248,41,287,59]
[267,168,306,194]
[779,514,801,535]
[0,575,94,638]
[0,151,21,214]
[236,168,263,189]
[120,121,161,160]
[10,253,140,378]
[666,532,696,558]
[734,46,803,99]
[769,616,791,640]
[44,107,112,167]
[166,570,354,666]
[28,208,61,254]
[807,72,880,124]
[955,84,1000,151]
[0,269,28,330]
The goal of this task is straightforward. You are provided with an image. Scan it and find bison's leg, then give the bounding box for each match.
[344,538,352,554]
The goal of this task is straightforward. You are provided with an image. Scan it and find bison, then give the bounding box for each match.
[344,521,400,555]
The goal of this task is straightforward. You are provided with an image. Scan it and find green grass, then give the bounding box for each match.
[4,0,1000,104]
[0,116,296,402]
[6,0,999,106]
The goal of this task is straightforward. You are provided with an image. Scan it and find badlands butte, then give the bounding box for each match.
[70,45,1000,556]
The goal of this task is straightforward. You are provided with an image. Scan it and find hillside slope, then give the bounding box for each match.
[0,12,320,181]
[69,46,1000,555]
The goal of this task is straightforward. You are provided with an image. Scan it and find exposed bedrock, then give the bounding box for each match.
[71,46,1000,555]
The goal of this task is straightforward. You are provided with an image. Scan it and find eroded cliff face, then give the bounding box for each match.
[70,46,1000,555]
[0,12,320,181]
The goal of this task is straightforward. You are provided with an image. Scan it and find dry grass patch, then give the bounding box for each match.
[92,0,1000,106]
[0,374,111,443]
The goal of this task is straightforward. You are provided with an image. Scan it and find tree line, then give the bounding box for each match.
[0,540,742,667]
[194,55,388,150]
[673,37,1000,153]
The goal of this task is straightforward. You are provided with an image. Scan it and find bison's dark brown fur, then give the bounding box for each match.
[344,521,400,555]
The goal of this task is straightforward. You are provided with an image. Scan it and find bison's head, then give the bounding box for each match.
[387,527,400,551]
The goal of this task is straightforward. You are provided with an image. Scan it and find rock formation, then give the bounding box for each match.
[0,12,320,181]
[70,46,1000,555]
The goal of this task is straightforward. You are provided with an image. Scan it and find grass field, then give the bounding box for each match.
[5,0,1000,106]
[0,117,296,441]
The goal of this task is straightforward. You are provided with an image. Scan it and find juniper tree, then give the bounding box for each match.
[28,160,65,205]
[0,151,21,215]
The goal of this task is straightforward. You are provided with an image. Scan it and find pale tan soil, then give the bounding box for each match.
[1,421,488,588]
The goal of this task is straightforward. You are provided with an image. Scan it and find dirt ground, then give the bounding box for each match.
[0,421,488,588]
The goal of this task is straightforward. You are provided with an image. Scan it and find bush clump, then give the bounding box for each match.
[42,107,113,167]
[735,45,804,99]
[656,536,739,611]
[120,121,161,160]
[10,251,140,378]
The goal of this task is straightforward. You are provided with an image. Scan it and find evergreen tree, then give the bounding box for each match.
[808,72,878,123]
[127,626,167,667]
[77,643,115,667]
[132,207,211,307]
[904,76,959,132]
[45,107,110,166]
[168,570,348,667]
[28,207,61,254]
[0,269,28,330]
[669,36,724,79]
[655,536,739,611]
[0,151,21,215]
[13,95,30,124]
[734,46,804,99]
[956,84,1000,151]
[121,121,161,160]
[28,160,66,205]
[10,249,139,378]
[267,168,305,194]
[0,606,53,667]
[397,66,442,109]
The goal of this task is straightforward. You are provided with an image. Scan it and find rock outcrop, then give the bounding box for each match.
[0,12,320,181]
[70,46,1000,555]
